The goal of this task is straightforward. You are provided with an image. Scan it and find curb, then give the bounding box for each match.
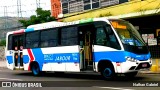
[0,60,7,68]
[0,67,7,69]
[139,71,160,74]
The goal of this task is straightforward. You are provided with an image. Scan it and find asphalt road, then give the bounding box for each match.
[0,68,160,90]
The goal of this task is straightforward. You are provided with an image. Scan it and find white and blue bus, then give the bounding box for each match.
[5,18,152,79]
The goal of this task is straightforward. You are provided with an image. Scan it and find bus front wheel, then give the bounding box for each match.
[100,66,115,80]
[31,62,41,76]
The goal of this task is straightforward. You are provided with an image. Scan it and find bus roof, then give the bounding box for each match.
[7,17,115,35]
[26,18,110,31]
[27,21,65,29]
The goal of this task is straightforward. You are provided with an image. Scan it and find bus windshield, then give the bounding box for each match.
[110,20,146,46]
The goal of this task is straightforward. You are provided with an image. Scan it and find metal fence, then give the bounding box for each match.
[148,45,160,59]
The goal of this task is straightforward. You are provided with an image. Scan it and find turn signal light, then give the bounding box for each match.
[116,62,121,66]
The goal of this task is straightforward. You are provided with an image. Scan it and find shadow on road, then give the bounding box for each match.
[14,71,146,81]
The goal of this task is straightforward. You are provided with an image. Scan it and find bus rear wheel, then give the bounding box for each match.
[31,62,41,76]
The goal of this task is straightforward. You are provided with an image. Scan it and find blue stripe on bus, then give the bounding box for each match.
[32,48,80,63]
[31,48,80,70]
[25,28,34,32]
[94,51,150,62]
[6,49,150,66]
[6,56,13,64]
[94,51,126,62]
[23,55,29,64]
[129,52,150,60]
[32,48,44,70]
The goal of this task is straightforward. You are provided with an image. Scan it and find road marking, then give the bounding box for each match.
[95,86,134,90]
[0,78,23,81]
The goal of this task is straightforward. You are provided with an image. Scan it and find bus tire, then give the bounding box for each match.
[124,71,138,78]
[54,72,65,75]
[100,66,115,80]
[31,62,41,76]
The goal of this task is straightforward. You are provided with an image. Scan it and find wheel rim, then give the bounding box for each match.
[32,64,39,75]
[103,68,112,78]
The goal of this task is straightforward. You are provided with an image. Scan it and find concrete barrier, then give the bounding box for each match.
[0,60,6,68]
[150,59,160,73]
[150,65,158,72]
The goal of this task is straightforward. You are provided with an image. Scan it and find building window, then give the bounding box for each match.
[62,2,68,8]
[83,0,90,3]
[84,4,91,10]
[92,2,100,9]
[63,9,68,14]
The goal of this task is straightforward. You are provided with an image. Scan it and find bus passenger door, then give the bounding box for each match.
[12,35,24,70]
[79,25,95,71]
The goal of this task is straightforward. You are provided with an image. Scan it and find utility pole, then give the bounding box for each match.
[17,0,22,18]
[19,0,22,17]
[36,0,41,8]
[17,0,23,29]
[3,6,7,30]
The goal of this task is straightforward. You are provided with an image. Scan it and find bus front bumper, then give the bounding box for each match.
[114,59,152,73]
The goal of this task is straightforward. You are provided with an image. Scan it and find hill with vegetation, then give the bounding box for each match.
[0,17,27,39]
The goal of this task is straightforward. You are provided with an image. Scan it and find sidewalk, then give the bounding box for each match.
[140,69,160,74]
[146,59,160,74]
[0,60,7,68]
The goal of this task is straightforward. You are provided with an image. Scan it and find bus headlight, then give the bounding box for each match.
[125,56,137,62]
[148,58,152,63]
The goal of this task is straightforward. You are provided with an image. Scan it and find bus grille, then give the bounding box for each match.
[135,63,151,70]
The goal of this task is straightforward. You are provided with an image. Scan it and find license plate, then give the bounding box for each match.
[142,63,147,67]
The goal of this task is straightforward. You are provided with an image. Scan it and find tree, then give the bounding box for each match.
[0,39,6,46]
[19,8,56,28]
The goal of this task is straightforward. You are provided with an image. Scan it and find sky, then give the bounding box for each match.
[0,0,51,17]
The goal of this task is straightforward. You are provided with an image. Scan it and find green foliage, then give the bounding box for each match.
[0,39,6,46]
[19,8,56,28]
[99,12,112,17]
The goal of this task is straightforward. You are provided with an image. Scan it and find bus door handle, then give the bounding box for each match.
[14,51,19,53]
[8,61,11,64]
[80,48,84,53]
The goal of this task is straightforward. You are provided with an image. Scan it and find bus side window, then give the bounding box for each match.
[95,26,121,50]
[40,28,58,47]
[61,26,78,46]
[25,31,39,48]
[8,35,13,50]
[105,26,121,50]
[95,27,109,46]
